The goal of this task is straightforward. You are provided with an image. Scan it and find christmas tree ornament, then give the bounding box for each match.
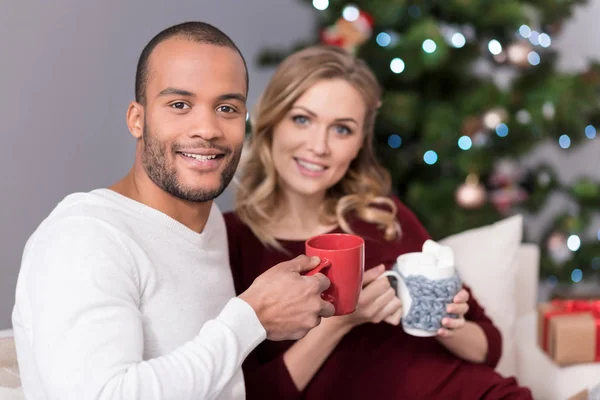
[482,108,508,130]
[461,115,489,147]
[455,174,487,209]
[487,160,530,214]
[507,41,533,67]
[546,231,573,265]
[461,116,483,137]
[321,8,374,54]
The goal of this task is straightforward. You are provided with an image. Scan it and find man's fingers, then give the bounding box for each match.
[363,264,386,286]
[320,300,335,318]
[286,255,320,273]
[309,273,331,293]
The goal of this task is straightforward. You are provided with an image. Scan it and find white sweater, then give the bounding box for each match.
[12,189,266,400]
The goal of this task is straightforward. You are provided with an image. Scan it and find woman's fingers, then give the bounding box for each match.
[446,302,469,316]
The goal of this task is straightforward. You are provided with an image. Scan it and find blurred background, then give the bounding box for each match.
[1,0,599,330]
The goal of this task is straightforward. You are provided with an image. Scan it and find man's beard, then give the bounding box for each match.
[141,124,242,203]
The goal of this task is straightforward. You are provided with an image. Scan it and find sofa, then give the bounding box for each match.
[1,215,599,399]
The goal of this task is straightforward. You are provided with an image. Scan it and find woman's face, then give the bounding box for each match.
[271,78,366,199]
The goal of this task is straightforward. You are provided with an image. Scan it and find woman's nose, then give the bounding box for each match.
[306,127,330,156]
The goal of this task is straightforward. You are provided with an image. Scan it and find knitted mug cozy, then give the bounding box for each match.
[398,271,462,333]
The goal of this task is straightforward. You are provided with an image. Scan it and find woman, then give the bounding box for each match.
[225,46,532,399]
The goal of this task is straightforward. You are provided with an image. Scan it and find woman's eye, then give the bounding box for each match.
[171,102,190,110]
[217,105,236,113]
[292,115,310,125]
[335,125,351,135]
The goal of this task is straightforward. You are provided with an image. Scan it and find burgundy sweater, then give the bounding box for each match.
[224,197,531,400]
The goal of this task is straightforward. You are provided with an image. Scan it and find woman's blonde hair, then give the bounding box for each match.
[235,46,400,249]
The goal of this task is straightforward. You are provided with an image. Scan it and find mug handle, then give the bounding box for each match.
[304,258,335,304]
[304,257,332,276]
[379,270,401,297]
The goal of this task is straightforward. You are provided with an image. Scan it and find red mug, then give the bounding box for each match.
[305,233,365,315]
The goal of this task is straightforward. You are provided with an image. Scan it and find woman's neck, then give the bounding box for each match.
[269,190,337,240]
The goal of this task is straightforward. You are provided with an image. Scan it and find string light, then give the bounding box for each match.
[488,40,502,55]
[528,51,541,66]
[423,150,438,165]
[342,5,360,21]
[390,58,405,74]
[451,32,466,48]
[495,123,509,137]
[458,136,472,150]
[388,134,402,148]
[312,0,329,11]
[597,228,600,241]
[422,39,437,53]
[567,235,581,251]
[529,31,540,46]
[559,134,571,149]
[585,125,597,139]
[376,32,392,47]
[518,25,532,39]
[539,33,552,48]
[516,110,531,124]
[571,268,583,283]
[543,102,555,119]
[246,112,250,121]
[483,109,503,129]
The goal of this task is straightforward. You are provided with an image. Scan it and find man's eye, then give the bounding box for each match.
[171,102,190,110]
[218,105,236,113]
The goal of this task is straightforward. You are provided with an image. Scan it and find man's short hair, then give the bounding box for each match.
[135,21,248,105]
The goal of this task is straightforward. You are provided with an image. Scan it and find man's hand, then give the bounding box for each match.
[239,255,336,341]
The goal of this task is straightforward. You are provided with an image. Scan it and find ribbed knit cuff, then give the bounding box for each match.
[217,298,266,354]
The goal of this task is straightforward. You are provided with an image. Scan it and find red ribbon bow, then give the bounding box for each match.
[542,300,600,361]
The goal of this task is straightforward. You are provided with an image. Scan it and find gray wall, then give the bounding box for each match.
[0,0,315,329]
[1,1,599,329]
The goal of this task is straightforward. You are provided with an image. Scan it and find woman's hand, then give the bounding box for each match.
[333,264,402,330]
[437,288,470,338]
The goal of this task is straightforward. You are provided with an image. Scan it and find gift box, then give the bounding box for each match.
[537,300,600,366]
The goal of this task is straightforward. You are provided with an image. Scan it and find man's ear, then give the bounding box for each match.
[127,101,144,139]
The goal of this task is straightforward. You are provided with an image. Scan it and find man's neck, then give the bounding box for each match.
[110,163,212,233]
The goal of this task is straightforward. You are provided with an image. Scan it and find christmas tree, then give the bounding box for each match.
[256,0,600,286]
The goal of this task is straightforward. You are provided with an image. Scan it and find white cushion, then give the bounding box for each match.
[440,215,523,378]
[516,312,600,400]
[0,387,25,400]
[515,244,540,317]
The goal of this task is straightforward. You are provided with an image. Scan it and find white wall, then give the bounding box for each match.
[1,0,599,329]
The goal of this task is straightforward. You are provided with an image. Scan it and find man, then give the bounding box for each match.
[12,21,335,400]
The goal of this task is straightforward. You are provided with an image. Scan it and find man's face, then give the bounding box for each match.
[139,39,247,202]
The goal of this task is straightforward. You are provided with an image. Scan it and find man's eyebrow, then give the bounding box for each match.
[157,87,195,98]
[218,93,247,103]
